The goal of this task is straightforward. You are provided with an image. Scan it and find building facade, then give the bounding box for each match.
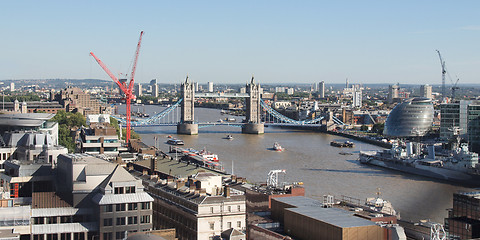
[384,98,434,137]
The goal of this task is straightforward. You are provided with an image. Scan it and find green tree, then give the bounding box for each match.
[51,110,86,152]
[371,123,385,135]
[110,117,140,140]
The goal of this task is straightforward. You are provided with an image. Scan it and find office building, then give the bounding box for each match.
[420,84,432,99]
[130,162,246,240]
[135,83,143,97]
[352,87,362,108]
[271,196,386,240]
[387,84,400,103]
[150,79,159,98]
[440,100,480,152]
[384,98,434,137]
[445,191,480,239]
[319,81,325,98]
[208,82,214,93]
[57,86,106,115]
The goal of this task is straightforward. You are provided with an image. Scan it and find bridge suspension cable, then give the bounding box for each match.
[260,99,325,125]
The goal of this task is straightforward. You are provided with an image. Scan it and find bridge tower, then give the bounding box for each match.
[242,76,264,134]
[177,76,198,135]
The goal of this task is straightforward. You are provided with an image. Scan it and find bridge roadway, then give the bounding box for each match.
[194,93,249,98]
[130,121,325,128]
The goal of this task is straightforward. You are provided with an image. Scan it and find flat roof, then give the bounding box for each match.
[286,207,377,228]
[273,195,323,208]
[275,196,377,228]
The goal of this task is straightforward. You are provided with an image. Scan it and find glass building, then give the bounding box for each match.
[383,97,434,137]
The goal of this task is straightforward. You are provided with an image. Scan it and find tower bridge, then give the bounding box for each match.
[114,77,345,135]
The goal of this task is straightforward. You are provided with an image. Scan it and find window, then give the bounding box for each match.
[60,216,72,223]
[116,203,126,212]
[209,222,214,230]
[116,217,126,225]
[114,187,124,194]
[128,203,138,211]
[237,221,241,228]
[34,217,44,224]
[140,215,150,224]
[60,233,71,240]
[141,202,150,210]
[228,206,231,212]
[103,232,112,240]
[210,207,214,213]
[46,216,57,224]
[104,204,113,212]
[125,186,135,193]
[237,205,241,211]
[103,218,113,226]
[116,232,125,240]
[128,216,138,225]
[227,222,232,228]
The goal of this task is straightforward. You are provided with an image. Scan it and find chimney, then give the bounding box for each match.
[128,164,134,171]
[224,186,231,198]
[150,158,157,173]
[167,176,174,183]
[176,180,185,189]
[231,175,237,183]
[142,169,148,176]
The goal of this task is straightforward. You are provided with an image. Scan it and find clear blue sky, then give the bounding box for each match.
[1,1,479,85]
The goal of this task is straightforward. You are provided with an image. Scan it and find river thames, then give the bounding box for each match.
[119,105,473,223]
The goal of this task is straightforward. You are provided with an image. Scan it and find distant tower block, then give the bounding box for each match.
[242,76,264,134]
[319,81,325,98]
[178,76,198,135]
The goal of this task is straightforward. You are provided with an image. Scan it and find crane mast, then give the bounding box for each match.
[90,31,144,144]
[436,50,446,102]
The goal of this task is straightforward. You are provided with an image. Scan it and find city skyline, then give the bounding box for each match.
[1,1,480,84]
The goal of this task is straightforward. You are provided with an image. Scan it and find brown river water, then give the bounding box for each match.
[118,105,472,222]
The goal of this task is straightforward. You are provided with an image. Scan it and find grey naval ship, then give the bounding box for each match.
[359,141,480,186]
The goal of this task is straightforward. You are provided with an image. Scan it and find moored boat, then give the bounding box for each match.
[331,141,355,148]
[359,141,480,186]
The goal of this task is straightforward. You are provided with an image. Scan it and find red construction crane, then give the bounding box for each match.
[90,31,144,144]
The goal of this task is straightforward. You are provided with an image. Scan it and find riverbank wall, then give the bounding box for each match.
[273,125,391,149]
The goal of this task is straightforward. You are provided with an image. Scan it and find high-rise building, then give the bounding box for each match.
[313,82,318,92]
[319,81,325,98]
[150,79,158,97]
[10,82,14,91]
[420,84,432,99]
[208,82,214,92]
[387,84,400,103]
[135,83,143,97]
[440,101,468,140]
[445,192,480,239]
[352,87,362,108]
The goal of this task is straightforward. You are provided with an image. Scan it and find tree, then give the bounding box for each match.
[50,110,86,152]
[110,117,140,140]
[371,123,385,135]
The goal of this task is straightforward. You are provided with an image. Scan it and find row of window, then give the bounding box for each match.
[114,186,136,194]
[33,215,88,225]
[103,215,150,226]
[209,221,241,230]
[103,202,151,212]
[210,205,241,213]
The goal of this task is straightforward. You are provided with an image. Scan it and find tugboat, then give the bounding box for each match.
[273,142,284,152]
